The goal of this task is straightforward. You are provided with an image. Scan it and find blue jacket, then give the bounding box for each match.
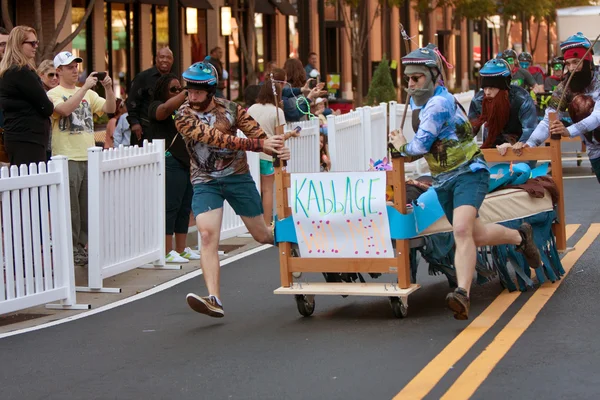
[282,87,310,122]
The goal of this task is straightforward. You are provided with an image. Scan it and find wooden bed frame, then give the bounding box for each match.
[273,134,566,317]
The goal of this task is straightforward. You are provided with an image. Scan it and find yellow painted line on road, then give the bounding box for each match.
[441,223,598,400]
[393,224,580,400]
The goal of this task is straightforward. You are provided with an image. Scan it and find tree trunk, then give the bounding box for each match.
[235,0,257,86]
[355,55,363,107]
[528,20,541,57]
[34,0,43,64]
[1,0,14,31]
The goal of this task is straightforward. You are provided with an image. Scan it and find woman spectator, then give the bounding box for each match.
[0,26,53,166]
[282,58,326,122]
[113,102,131,147]
[247,68,287,225]
[36,59,59,160]
[104,98,124,149]
[148,73,199,263]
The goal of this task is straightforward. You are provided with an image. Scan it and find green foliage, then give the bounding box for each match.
[366,55,397,105]
[452,0,593,21]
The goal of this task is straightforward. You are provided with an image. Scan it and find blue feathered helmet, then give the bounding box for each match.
[560,32,593,62]
[182,60,218,94]
[479,58,511,90]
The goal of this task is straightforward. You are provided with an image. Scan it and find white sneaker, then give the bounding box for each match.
[180,247,201,260]
[166,250,189,263]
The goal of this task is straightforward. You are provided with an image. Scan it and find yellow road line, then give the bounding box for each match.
[441,223,598,400]
[393,224,580,400]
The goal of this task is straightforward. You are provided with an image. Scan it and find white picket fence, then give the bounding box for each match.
[362,103,388,164]
[285,118,321,173]
[81,140,176,293]
[0,158,88,315]
[327,109,367,171]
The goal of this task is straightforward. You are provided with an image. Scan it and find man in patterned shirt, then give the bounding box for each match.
[175,62,291,318]
[388,44,542,320]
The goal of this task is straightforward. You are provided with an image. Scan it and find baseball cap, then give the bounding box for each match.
[53,51,83,68]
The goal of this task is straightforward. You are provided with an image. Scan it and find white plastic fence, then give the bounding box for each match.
[285,118,321,173]
[0,158,88,315]
[83,140,172,293]
[362,103,388,164]
[327,108,367,171]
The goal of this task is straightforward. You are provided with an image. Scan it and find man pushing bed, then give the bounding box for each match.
[388,44,543,320]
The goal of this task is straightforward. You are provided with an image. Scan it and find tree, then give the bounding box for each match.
[331,0,402,107]
[366,54,396,105]
[233,0,258,87]
[1,0,97,63]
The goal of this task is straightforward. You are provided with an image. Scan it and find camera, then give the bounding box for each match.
[95,71,107,81]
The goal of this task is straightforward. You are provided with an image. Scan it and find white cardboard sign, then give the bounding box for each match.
[290,172,393,258]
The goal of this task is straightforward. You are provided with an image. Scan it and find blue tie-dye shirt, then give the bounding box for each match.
[397,86,487,186]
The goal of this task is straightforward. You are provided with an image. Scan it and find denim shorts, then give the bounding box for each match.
[192,172,264,218]
[435,169,490,224]
[259,159,274,176]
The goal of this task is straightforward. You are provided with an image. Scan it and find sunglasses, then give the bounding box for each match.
[169,86,183,93]
[403,74,425,83]
[553,64,564,70]
[47,72,56,78]
[23,40,39,47]
[505,57,515,64]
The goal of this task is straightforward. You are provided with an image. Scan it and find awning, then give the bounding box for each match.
[179,0,213,9]
[269,0,297,16]
[255,0,276,15]
[109,0,213,9]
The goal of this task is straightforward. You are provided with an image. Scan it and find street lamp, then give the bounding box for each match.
[221,6,232,99]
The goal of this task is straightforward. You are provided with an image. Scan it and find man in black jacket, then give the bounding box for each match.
[126,47,173,145]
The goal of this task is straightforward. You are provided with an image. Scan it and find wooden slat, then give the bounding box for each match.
[274,282,421,297]
[275,122,292,287]
[549,136,567,251]
[481,147,551,162]
[392,157,412,289]
[288,257,402,273]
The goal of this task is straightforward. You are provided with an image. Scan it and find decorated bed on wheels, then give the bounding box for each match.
[272,134,567,318]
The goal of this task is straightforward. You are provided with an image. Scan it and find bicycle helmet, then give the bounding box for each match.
[479,59,511,90]
[518,52,533,68]
[182,60,218,94]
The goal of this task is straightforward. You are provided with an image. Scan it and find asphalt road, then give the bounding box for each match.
[0,177,598,400]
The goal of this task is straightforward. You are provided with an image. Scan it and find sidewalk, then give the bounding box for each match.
[0,235,262,335]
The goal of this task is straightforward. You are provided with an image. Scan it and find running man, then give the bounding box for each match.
[175,62,291,317]
[388,44,543,320]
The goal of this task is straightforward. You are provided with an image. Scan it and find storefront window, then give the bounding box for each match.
[154,6,169,54]
[288,0,299,58]
[255,13,264,78]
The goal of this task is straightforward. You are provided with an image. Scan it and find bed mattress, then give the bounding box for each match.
[417,188,554,237]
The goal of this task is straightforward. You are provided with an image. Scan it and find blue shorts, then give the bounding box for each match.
[192,173,264,218]
[260,159,274,176]
[435,169,490,224]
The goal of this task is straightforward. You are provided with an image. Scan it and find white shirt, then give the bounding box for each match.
[247,103,286,161]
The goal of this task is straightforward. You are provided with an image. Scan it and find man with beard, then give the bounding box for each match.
[469,58,538,154]
[544,57,566,92]
[388,44,542,320]
[126,47,174,145]
[174,62,291,318]
[525,33,600,183]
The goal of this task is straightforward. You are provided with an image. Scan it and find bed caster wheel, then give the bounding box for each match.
[389,297,408,318]
[295,295,315,317]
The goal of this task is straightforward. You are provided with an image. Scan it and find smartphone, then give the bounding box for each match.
[308,78,317,89]
[95,71,107,81]
[293,126,302,134]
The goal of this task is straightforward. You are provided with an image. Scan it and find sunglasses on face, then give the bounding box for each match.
[553,64,564,70]
[23,40,39,47]
[404,74,425,83]
[169,86,183,93]
[505,58,515,64]
[47,72,56,78]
